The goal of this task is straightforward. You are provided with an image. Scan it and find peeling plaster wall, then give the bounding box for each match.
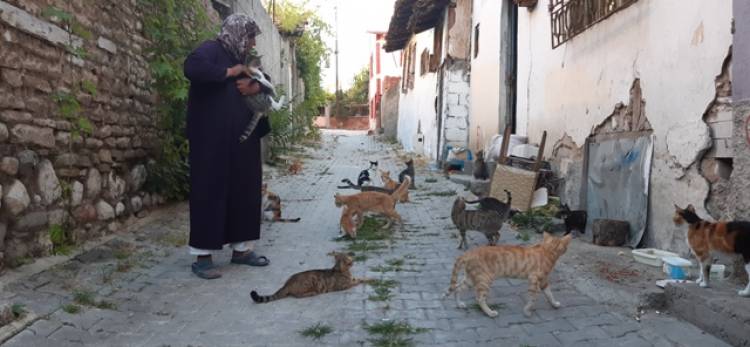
[517,1,732,253]
[397,30,439,158]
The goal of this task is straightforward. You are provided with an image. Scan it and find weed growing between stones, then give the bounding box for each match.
[11,303,26,319]
[367,279,399,302]
[299,322,333,340]
[363,320,428,347]
[61,304,81,314]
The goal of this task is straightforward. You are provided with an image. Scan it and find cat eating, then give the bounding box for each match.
[444,232,573,317]
[251,252,368,303]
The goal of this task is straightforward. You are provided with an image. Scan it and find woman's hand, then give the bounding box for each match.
[236,78,261,96]
[226,64,248,78]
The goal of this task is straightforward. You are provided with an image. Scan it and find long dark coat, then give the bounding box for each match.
[183,40,270,250]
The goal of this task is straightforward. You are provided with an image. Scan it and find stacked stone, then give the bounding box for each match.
[0,1,170,270]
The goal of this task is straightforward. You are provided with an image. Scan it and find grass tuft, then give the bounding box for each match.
[299,322,333,340]
[363,320,429,347]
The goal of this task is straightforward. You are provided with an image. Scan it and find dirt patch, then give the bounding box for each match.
[596,261,641,284]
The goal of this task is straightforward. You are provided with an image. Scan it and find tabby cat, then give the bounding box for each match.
[444,232,573,317]
[251,252,367,303]
[399,159,416,189]
[334,176,410,228]
[556,204,587,235]
[451,190,513,249]
[380,170,409,202]
[472,150,490,180]
[673,204,750,296]
[261,183,300,223]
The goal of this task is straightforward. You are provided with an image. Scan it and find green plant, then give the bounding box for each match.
[139,0,216,201]
[49,224,74,255]
[511,209,554,234]
[73,289,97,306]
[11,303,26,319]
[94,301,117,310]
[52,90,94,141]
[367,279,398,302]
[62,304,81,314]
[363,320,428,347]
[299,322,333,340]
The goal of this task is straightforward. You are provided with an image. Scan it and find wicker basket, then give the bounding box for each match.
[489,164,538,211]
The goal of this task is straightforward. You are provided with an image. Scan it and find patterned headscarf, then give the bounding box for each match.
[217,14,261,63]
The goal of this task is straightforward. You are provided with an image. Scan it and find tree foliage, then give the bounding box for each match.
[139,0,217,200]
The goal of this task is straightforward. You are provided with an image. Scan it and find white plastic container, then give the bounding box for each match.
[632,248,680,267]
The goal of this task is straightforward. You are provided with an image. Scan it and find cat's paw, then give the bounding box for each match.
[551,301,561,309]
[522,308,533,318]
[738,289,750,297]
[457,301,467,309]
[699,281,710,288]
[485,310,498,318]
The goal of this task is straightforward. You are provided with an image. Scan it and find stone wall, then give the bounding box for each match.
[0,0,293,271]
[380,78,400,139]
[0,0,170,270]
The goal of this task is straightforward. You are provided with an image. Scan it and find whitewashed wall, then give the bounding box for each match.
[516,0,733,252]
[397,30,439,158]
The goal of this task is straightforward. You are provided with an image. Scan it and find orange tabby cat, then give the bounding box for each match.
[339,205,359,238]
[380,170,409,202]
[334,176,410,228]
[288,159,303,175]
[251,252,367,303]
[673,204,750,296]
[444,232,573,317]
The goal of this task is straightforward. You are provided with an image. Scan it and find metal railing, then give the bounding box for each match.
[549,0,638,48]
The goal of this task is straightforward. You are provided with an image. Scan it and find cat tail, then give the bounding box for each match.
[446,255,466,295]
[504,189,512,205]
[338,179,358,189]
[251,286,288,303]
[276,217,301,222]
[391,176,410,200]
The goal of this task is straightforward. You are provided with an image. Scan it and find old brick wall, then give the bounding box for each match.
[0,0,168,269]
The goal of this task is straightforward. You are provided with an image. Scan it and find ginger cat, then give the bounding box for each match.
[251,252,367,303]
[339,206,359,238]
[288,159,303,175]
[334,176,410,228]
[380,170,409,202]
[444,232,573,317]
[673,204,750,296]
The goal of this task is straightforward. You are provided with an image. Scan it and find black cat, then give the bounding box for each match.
[556,204,588,235]
[399,159,416,189]
[472,150,489,180]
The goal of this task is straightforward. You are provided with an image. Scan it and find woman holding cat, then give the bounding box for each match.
[183,14,271,279]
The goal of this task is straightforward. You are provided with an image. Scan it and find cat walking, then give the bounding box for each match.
[673,204,750,296]
[451,190,513,249]
[335,177,410,228]
[251,252,368,303]
[444,233,573,317]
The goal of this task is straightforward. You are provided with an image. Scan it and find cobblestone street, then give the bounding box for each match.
[0,131,733,347]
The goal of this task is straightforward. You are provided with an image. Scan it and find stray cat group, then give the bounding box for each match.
[253,156,750,321]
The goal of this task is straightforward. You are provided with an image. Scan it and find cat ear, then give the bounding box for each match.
[674,204,681,211]
[686,204,695,212]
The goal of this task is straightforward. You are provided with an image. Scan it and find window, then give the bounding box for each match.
[401,42,417,92]
[420,49,431,76]
[550,0,638,49]
[211,0,233,20]
[430,24,443,72]
[473,24,480,58]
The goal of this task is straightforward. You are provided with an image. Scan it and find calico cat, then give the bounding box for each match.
[673,204,750,296]
[444,232,573,317]
[556,204,587,235]
[451,190,513,249]
[472,150,490,180]
[399,159,416,189]
[334,177,410,228]
[251,252,368,303]
[261,183,300,223]
[380,170,409,203]
[339,205,359,238]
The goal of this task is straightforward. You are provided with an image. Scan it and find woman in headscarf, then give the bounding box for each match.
[183,13,271,279]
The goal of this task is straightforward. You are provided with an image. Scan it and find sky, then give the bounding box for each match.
[292,0,396,92]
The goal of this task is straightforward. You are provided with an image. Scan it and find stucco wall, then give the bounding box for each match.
[469,0,503,152]
[517,1,733,253]
[381,80,400,139]
[397,30,438,158]
[735,0,750,102]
